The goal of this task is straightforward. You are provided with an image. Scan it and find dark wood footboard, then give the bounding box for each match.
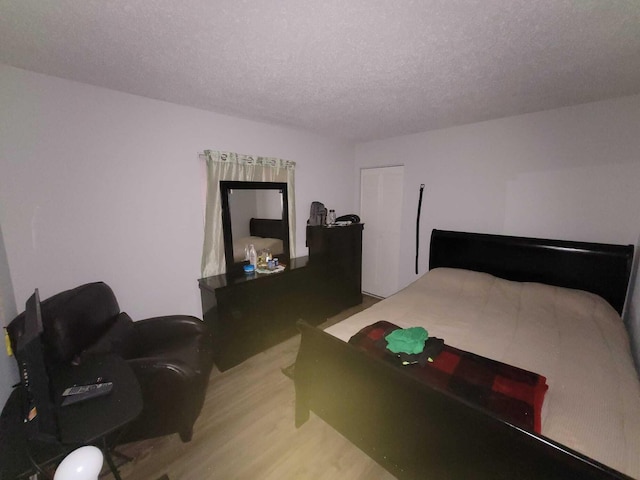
[294,321,632,480]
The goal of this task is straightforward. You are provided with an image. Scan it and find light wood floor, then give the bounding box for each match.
[118,296,396,480]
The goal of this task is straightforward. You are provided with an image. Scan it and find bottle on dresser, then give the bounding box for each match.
[327,209,336,225]
[248,244,257,267]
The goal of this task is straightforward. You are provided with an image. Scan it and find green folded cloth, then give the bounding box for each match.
[385,327,429,354]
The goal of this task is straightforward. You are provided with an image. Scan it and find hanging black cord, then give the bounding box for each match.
[415,184,425,274]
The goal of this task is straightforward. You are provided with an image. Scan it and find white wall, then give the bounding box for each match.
[229,190,257,239]
[0,222,18,407]
[256,190,283,219]
[355,94,640,366]
[0,64,355,323]
[355,94,640,290]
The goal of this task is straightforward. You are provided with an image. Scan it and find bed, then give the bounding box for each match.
[232,217,285,262]
[294,229,639,480]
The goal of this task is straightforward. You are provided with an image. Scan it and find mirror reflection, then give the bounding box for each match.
[220,181,290,274]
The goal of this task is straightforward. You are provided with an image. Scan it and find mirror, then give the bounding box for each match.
[220,181,290,274]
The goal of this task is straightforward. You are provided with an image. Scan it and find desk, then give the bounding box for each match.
[0,354,142,479]
[51,354,142,445]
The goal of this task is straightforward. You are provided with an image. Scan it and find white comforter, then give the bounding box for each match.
[325,268,640,478]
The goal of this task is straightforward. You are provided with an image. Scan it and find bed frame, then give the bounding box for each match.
[294,229,635,480]
[249,217,285,240]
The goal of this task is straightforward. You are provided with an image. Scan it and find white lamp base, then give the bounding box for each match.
[54,446,104,480]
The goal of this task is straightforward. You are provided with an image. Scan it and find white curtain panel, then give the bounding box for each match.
[201,150,296,278]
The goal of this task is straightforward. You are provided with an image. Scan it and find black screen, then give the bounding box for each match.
[14,289,58,441]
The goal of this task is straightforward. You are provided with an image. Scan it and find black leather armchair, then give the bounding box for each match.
[8,282,214,444]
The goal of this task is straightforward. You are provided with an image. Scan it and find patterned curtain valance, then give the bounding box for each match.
[203,150,296,170]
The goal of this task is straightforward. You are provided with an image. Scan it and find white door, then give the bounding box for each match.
[360,166,404,298]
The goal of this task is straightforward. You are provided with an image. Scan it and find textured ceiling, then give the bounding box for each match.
[1,1,640,141]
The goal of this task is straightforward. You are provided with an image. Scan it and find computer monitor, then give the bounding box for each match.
[13,289,58,441]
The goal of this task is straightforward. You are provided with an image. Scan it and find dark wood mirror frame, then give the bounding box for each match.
[220,180,290,275]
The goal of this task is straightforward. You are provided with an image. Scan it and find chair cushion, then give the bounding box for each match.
[82,312,137,360]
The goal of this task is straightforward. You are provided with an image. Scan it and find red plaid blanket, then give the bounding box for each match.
[348,321,548,433]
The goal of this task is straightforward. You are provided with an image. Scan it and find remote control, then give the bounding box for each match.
[61,382,113,406]
[63,383,104,396]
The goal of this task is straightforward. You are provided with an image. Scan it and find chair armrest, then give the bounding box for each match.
[131,315,209,344]
[120,357,210,444]
[125,357,207,413]
[126,357,197,384]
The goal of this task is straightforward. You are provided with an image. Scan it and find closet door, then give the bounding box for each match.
[360,166,404,298]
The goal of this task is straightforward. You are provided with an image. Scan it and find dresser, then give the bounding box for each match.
[199,224,363,371]
[306,223,363,310]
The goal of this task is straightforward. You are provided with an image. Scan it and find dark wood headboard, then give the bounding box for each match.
[249,218,284,240]
[429,229,634,315]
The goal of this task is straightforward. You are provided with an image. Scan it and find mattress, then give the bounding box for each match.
[325,267,640,478]
[233,236,283,262]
